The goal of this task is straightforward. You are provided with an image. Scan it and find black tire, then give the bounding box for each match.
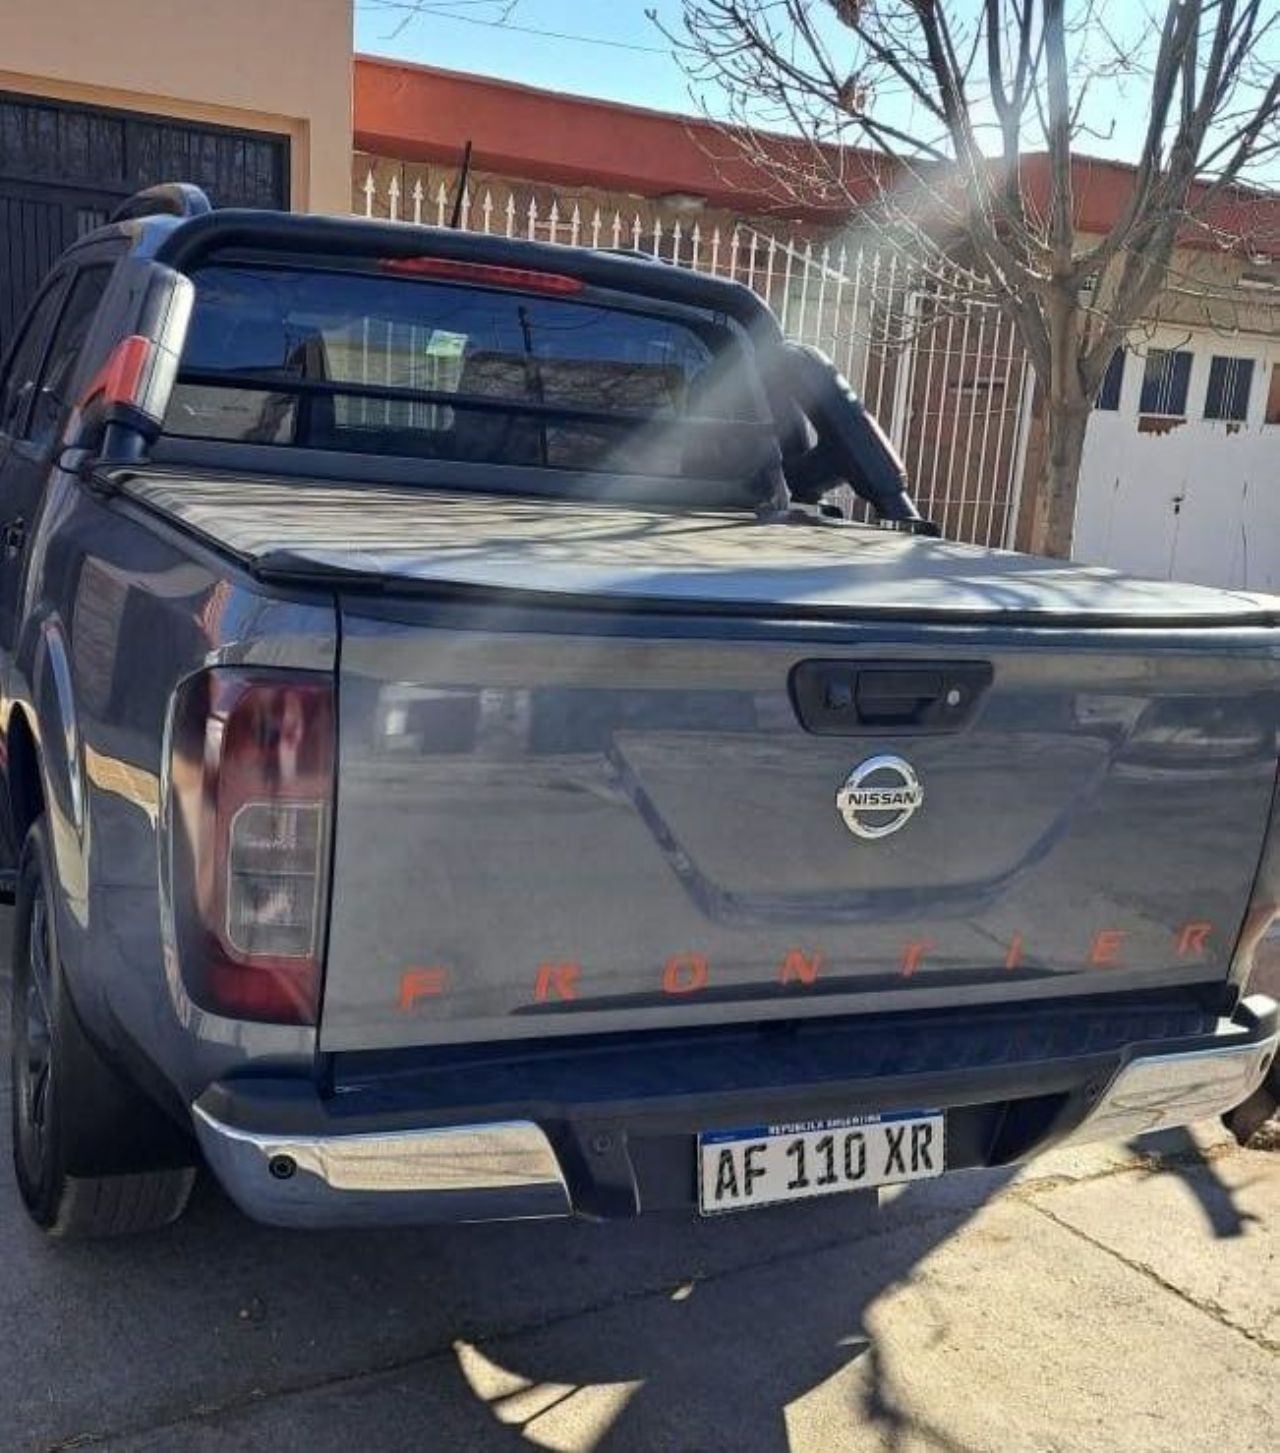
[9,817,196,1238]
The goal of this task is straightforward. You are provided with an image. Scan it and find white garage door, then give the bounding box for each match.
[1072,327,1280,592]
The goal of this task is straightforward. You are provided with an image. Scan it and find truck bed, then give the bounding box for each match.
[118,469,1279,627]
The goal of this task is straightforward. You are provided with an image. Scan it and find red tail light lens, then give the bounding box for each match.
[80,332,181,424]
[379,256,584,294]
[167,670,334,1025]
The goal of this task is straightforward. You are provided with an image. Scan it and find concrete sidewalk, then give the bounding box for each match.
[0,915,1275,1450]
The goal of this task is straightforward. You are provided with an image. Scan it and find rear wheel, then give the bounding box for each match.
[9,817,196,1237]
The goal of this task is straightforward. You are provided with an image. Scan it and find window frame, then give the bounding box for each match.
[0,271,73,444]
[23,263,115,454]
[163,260,779,501]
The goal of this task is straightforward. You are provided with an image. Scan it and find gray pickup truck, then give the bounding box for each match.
[1,184,1276,1238]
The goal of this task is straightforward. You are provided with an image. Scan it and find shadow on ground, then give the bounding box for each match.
[1,1090,1029,1452]
[1125,1126,1263,1238]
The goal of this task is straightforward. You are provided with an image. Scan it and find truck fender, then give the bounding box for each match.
[20,615,90,933]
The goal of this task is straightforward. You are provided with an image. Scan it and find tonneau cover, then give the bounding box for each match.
[119,470,1280,625]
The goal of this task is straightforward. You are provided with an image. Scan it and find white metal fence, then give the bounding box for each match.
[357,172,1034,547]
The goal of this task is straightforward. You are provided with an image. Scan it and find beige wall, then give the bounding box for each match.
[1068,233,1280,340]
[1137,244,1280,339]
[0,0,353,212]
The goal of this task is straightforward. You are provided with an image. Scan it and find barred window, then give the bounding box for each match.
[1203,355,1255,423]
[1095,348,1125,411]
[1138,349,1192,418]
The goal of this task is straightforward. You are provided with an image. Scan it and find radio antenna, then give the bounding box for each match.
[448,141,474,229]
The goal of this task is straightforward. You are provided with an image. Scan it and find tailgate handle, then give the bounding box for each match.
[790,660,994,735]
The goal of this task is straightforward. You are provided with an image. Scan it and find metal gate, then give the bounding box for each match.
[0,91,290,355]
[720,234,1035,547]
[356,171,1035,547]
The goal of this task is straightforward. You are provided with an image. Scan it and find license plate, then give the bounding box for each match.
[698,1110,944,1215]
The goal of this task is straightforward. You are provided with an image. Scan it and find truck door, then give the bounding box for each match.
[0,263,112,865]
[0,271,69,869]
[0,263,114,647]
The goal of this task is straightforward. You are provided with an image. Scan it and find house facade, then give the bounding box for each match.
[350,58,1280,589]
[351,56,849,263]
[0,14,1275,588]
[1069,247,1280,591]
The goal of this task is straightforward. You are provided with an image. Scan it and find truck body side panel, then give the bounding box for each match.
[6,471,336,1106]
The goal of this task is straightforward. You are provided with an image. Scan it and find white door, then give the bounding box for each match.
[1072,327,1280,592]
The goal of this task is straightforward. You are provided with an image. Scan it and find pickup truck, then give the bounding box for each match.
[1,184,1276,1238]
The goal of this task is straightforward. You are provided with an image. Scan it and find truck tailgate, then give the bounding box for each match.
[321,607,1277,1050]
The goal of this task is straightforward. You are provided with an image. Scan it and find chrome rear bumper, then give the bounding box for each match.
[1065,1021,1276,1144]
[192,995,1276,1229]
[193,1109,570,1227]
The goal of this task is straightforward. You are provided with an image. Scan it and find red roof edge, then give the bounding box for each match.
[354,56,1280,255]
[353,54,881,221]
[1018,154,1280,258]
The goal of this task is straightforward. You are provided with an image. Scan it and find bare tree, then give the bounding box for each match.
[668,1,1280,556]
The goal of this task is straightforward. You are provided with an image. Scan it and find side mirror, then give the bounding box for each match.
[770,342,936,531]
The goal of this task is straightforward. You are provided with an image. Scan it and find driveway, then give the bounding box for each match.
[0,905,1275,1453]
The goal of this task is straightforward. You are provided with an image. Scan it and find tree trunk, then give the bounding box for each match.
[1035,399,1091,559]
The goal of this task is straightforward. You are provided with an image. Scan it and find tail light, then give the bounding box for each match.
[80,334,178,424]
[379,256,584,294]
[167,669,335,1025]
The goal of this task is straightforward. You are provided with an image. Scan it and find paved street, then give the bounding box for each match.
[0,906,1275,1453]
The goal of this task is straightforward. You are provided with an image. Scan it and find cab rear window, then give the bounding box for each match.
[165,264,769,484]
